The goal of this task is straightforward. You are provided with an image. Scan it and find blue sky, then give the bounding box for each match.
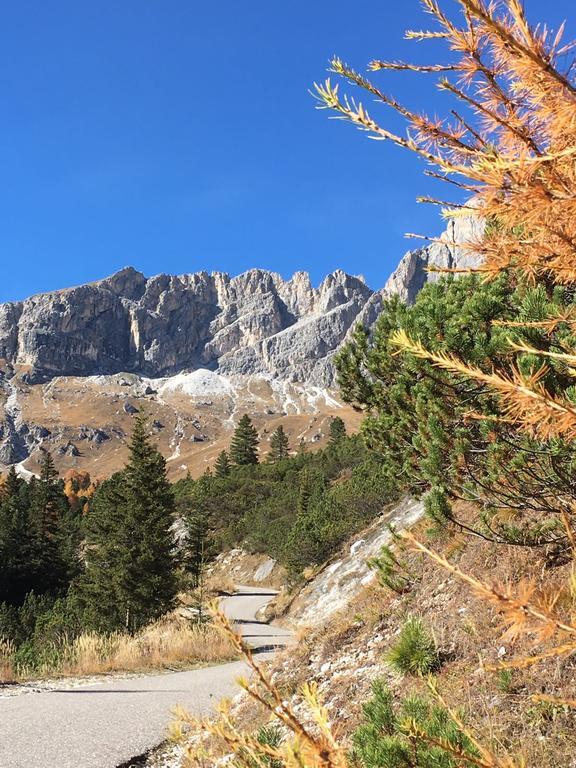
[1,0,573,301]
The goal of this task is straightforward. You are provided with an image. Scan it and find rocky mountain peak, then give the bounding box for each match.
[96,266,147,299]
[0,214,483,387]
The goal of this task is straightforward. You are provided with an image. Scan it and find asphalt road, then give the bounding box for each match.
[0,586,292,768]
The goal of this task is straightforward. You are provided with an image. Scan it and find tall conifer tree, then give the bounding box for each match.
[269,425,290,462]
[214,450,231,478]
[328,416,347,446]
[0,466,32,604]
[230,414,259,466]
[81,416,178,632]
[29,450,75,593]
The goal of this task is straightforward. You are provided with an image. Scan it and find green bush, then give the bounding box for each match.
[336,274,576,549]
[353,679,478,768]
[495,669,514,693]
[385,618,440,676]
[12,638,63,675]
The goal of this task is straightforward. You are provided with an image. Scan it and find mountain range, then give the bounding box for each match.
[0,214,482,478]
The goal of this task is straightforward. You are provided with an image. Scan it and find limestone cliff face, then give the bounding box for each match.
[0,215,483,386]
[382,214,484,303]
[0,267,372,386]
[350,213,484,333]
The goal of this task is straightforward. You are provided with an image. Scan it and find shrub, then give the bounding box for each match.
[0,638,15,682]
[495,669,514,694]
[353,680,477,768]
[242,724,284,768]
[368,543,413,595]
[353,679,478,768]
[385,618,440,677]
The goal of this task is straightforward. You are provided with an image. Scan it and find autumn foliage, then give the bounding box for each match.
[315,0,576,441]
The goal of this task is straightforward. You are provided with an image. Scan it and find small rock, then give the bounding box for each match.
[58,442,80,457]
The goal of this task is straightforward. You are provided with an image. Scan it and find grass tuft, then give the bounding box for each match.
[385,617,440,676]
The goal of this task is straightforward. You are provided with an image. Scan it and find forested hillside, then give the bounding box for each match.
[175,416,395,578]
[0,411,396,676]
[0,418,182,674]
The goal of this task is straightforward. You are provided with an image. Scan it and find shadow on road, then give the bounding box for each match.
[227,591,277,597]
[51,688,197,695]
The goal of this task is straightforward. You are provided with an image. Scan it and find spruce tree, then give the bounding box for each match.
[269,425,290,462]
[186,508,214,624]
[29,450,77,594]
[230,414,259,466]
[214,450,231,478]
[80,473,129,630]
[297,470,313,517]
[81,416,178,632]
[328,416,347,445]
[0,466,32,604]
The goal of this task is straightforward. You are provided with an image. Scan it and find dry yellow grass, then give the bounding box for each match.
[0,638,16,683]
[2,617,237,682]
[204,574,237,596]
[61,617,237,676]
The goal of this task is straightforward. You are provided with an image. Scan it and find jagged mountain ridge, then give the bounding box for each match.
[0,214,482,387]
[0,268,371,387]
[0,214,482,478]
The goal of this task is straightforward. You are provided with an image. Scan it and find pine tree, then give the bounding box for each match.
[0,466,32,604]
[31,450,61,543]
[328,416,346,446]
[29,450,77,594]
[80,473,129,630]
[186,507,214,624]
[353,679,478,768]
[296,469,313,517]
[230,414,259,466]
[214,450,231,478]
[81,416,178,632]
[269,425,290,462]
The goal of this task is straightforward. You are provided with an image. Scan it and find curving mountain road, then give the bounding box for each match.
[0,586,292,768]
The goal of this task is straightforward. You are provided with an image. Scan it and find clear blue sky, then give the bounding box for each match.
[1,0,573,302]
